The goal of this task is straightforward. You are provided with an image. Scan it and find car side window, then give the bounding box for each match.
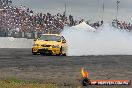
[62,36,66,43]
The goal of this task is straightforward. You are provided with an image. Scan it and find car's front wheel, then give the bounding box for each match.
[58,47,66,56]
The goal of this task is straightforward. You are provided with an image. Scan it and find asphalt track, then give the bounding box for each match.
[0,48,132,87]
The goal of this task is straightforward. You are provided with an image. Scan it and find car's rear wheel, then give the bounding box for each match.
[62,53,67,56]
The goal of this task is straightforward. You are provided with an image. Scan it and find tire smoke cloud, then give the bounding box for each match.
[61,22,132,56]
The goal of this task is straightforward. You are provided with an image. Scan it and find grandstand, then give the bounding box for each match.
[0,0,132,39]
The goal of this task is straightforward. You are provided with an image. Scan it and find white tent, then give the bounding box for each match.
[72,22,96,32]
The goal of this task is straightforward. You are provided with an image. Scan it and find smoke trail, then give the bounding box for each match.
[61,22,132,56]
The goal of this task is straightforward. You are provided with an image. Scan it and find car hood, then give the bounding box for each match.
[35,40,61,45]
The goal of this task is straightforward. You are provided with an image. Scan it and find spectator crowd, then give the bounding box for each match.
[112,19,132,31]
[0,5,69,38]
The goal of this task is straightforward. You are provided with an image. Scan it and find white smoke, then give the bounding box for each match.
[61,22,132,56]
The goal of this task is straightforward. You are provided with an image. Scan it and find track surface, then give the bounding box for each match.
[0,48,132,87]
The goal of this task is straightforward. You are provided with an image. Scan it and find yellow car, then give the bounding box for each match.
[32,34,67,56]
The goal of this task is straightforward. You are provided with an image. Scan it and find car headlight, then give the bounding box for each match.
[52,45,60,48]
[33,44,39,46]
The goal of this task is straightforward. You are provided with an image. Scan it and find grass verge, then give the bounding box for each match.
[0,78,58,88]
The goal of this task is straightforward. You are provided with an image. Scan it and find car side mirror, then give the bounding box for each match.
[62,40,66,43]
[34,39,37,41]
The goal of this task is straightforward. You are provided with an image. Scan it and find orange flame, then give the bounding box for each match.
[81,67,89,78]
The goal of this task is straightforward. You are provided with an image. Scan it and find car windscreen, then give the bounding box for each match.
[39,35,61,42]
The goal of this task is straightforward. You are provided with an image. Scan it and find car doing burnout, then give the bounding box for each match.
[32,34,67,56]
